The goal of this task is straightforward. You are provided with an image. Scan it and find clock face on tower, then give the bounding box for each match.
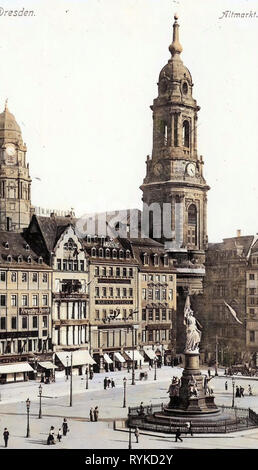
[153,162,163,176]
[186,163,196,177]
[5,145,17,166]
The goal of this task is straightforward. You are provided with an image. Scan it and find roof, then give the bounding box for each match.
[0,362,34,374]
[0,231,50,269]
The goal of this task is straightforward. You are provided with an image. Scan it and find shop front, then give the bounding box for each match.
[0,362,35,384]
[55,350,95,377]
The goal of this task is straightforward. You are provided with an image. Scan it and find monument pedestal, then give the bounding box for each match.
[163,352,219,416]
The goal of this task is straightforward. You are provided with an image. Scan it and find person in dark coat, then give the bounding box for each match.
[236,386,240,397]
[175,428,183,442]
[240,386,244,397]
[104,377,107,390]
[225,381,228,391]
[47,426,55,445]
[111,379,115,388]
[93,406,99,422]
[57,429,62,442]
[134,427,140,443]
[3,428,9,448]
[90,408,94,422]
[62,418,68,436]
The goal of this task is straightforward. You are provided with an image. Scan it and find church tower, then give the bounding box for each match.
[0,101,32,232]
[140,15,209,277]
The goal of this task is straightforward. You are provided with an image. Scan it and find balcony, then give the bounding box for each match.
[53,279,88,300]
[52,318,89,326]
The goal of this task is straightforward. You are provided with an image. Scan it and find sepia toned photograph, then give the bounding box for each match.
[0,0,257,461]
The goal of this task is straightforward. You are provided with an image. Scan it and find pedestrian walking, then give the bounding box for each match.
[208,368,211,378]
[175,428,183,442]
[134,427,140,443]
[62,418,68,436]
[248,385,253,396]
[240,386,244,397]
[47,426,55,445]
[104,377,107,390]
[225,381,228,391]
[90,407,94,422]
[185,421,193,436]
[57,429,62,442]
[3,428,9,448]
[236,385,240,397]
[107,378,111,388]
[94,406,99,422]
[111,378,115,388]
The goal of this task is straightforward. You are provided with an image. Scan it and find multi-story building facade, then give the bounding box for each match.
[0,232,52,363]
[245,238,258,365]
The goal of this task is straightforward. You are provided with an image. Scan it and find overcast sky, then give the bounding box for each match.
[0,0,257,243]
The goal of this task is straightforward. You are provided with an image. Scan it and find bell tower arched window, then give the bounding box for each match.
[187,204,197,246]
[183,120,190,148]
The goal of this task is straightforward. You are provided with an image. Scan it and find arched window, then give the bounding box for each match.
[126,250,130,260]
[4,242,9,249]
[38,257,43,264]
[112,249,117,259]
[99,248,103,258]
[7,255,12,262]
[91,247,96,257]
[154,254,159,266]
[187,204,197,246]
[18,255,23,263]
[119,250,124,260]
[105,248,110,258]
[164,254,169,267]
[27,256,32,263]
[143,253,149,265]
[25,244,30,251]
[183,120,190,148]
[87,235,91,243]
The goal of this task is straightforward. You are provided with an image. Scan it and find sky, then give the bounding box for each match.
[0,0,257,243]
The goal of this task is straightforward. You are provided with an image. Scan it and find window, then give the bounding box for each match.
[102,287,107,297]
[22,272,28,282]
[250,288,256,295]
[155,274,160,282]
[32,295,38,306]
[142,309,146,321]
[63,260,67,271]
[91,248,96,257]
[154,254,159,266]
[142,289,146,300]
[160,120,168,146]
[126,250,130,260]
[43,273,48,283]
[95,310,100,320]
[250,308,255,315]
[11,295,17,307]
[148,309,153,321]
[142,274,147,281]
[143,253,149,265]
[155,289,160,300]
[22,295,28,306]
[18,255,23,263]
[249,274,255,280]
[187,204,197,245]
[0,295,6,306]
[162,309,166,320]
[27,256,32,264]
[116,267,120,277]
[42,295,48,306]
[129,268,133,277]
[7,254,11,262]
[80,260,85,271]
[162,275,166,282]
[57,259,61,270]
[168,289,173,300]
[250,330,255,342]
[11,317,17,329]
[155,309,160,320]
[0,271,6,282]
[123,288,127,298]
[32,273,38,283]
[11,272,17,282]
[112,250,117,259]
[95,287,99,297]
[119,250,124,260]
[102,267,107,276]
[109,287,113,297]
[33,316,38,328]
[123,268,127,277]
[42,316,48,328]
[183,120,190,147]
[148,289,153,300]
[22,317,27,329]
[164,255,169,266]
[95,266,99,276]
[109,267,113,277]
[129,288,133,297]
[116,288,120,298]
[162,289,167,300]
[99,248,103,258]
[149,274,154,281]
[0,317,6,329]
[38,257,43,264]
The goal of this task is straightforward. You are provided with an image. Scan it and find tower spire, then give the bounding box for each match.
[4,98,8,111]
[169,14,183,57]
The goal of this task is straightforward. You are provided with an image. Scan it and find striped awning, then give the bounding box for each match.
[143,348,156,360]
[124,350,144,362]
[55,350,96,366]
[103,353,113,364]
[114,352,126,363]
[38,362,58,370]
[0,362,34,374]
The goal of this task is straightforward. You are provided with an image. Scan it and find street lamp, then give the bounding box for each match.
[232,378,235,408]
[128,425,132,449]
[69,353,73,407]
[154,358,157,381]
[85,365,89,390]
[131,324,139,386]
[26,398,30,438]
[123,377,127,408]
[66,355,69,381]
[38,384,42,419]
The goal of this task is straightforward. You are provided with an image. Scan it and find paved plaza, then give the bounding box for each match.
[0,365,258,449]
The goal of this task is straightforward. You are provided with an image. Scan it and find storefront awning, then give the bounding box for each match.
[55,350,96,367]
[114,352,126,363]
[143,348,156,360]
[103,353,113,364]
[38,362,58,370]
[0,362,34,374]
[124,350,144,362]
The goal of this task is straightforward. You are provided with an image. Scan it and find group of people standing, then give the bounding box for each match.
[47,418,69,445]
[103,377,115,389]
[225,381,253,397]
[89,406,99,422]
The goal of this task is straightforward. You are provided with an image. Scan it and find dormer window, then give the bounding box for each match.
[27,256,32,264]
[105,248,110,258]
[25,244,30,251]
[126,250,130,260]
[143,253,149,265]
[18,255,23,263]
[99,248,103,258]
[4,242,9,249]
[154,254,159,266]
[112,249,117,259]
[119,250,124,260]
[164,254,169,267]
[91,247,96,257]
[87,235,91,243]
[38,257,43,264]
[7,255,12,262]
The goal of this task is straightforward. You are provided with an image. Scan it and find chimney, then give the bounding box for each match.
[237,229,241,237]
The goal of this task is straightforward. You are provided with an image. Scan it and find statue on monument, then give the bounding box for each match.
[184,295,202,353]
